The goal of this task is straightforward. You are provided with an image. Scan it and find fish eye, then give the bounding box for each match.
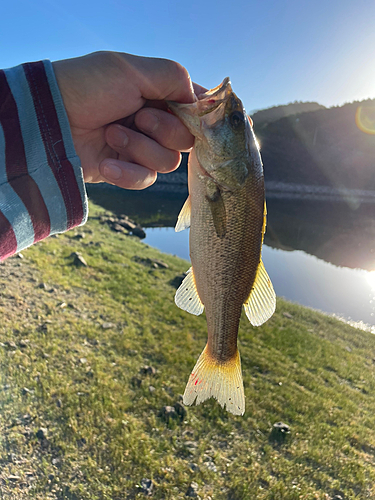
[230,111,244,128]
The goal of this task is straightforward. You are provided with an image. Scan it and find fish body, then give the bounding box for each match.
[168,79,275,415]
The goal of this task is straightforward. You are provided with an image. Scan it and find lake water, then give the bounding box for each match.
[87,185,375,331]
[144,226,375,330]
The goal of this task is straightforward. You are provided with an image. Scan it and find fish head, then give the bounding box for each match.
[168,78,261,192]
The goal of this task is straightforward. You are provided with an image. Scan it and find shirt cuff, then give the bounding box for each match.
[0,60,88,260]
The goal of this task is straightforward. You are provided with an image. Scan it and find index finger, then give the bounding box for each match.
[120,53,196,104]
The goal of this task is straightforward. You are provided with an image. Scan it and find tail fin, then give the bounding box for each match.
[183,344,245,415]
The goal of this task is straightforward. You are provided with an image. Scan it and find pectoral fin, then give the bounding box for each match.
[243,260,276,326]
[206,181,226,238]
[175,196,191,232]
[175,267,204,315]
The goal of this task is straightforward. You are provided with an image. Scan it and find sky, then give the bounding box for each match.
[1,0,375,113]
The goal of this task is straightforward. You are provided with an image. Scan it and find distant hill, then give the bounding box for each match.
[252,101,325,125]
[158,99,375,192]
[253,99,375,190]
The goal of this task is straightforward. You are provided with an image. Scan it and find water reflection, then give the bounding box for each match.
[87,184,375,326]
[145,226,375,327]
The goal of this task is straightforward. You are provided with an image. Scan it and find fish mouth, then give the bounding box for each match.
[196,77,232,117]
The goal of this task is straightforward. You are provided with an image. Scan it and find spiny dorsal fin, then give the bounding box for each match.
[243,259,276,326]
[183,344,245,415]
[175,196,191,232]
[175,267,204,315]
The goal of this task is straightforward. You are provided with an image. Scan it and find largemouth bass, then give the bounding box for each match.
[168,78,276,416]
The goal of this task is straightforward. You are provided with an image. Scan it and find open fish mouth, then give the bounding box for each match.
[196,77,232,117]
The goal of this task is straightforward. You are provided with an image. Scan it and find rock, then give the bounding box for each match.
[148,386,156,393]
[189,463,200,473]
[7,475,21,482]
[160,406,177,422]
[112,223,128,234]
[128,349,138,356]
[140,478,153,496]
[283,312,293,319]
[22,387,33,395]
[269,421,291,443]
[186,481,199,497]
[102,322,115,329]
[332,495,344,500]
[140,365,156,376]
[70,252,88,267]
[170,273,187,288]
[131,377,143,388]
[205,461,217,473]
[5,341,17,350]
[38,282,48,290]
[48,474,55,481]
[174,401,187,420]
[36,427,48,440]
[17,253,24,259]
[131,226,146,239]
[79,358,87,364]
[19,339,29,348]
[184,441,198,450]
[56,399,63,408]
[72,233,85,239]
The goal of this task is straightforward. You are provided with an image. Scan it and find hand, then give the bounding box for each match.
[53,51,202,189]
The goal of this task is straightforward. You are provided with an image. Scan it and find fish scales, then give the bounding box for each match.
[168,78,276,415]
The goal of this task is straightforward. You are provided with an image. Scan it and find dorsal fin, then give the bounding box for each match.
[243,259,276,326]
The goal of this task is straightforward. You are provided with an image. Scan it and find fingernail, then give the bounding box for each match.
[138,110,159,133]
[111,126,129,148]
[103,163,122,180]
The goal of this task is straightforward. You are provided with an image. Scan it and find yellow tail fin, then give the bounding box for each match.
[183,344,245,415]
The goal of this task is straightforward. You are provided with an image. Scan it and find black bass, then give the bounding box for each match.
[168,78,275,415]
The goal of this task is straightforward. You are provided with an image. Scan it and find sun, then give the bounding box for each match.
[355,105,375,135]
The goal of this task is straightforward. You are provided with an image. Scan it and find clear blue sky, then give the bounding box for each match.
[2,0,375,112]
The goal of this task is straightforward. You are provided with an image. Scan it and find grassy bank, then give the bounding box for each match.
[1,202,375,500]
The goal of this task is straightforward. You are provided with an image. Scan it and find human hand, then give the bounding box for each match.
[53,51,204,189]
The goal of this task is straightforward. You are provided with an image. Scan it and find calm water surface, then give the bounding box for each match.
[144,226,375,329]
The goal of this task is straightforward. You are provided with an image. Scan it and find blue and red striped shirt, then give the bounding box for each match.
[0,60,87,260]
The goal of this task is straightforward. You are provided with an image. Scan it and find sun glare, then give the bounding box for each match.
[355,105,375,135]
[366,270,375,289]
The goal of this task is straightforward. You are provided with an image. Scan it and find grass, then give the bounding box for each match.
[1,202,375,499]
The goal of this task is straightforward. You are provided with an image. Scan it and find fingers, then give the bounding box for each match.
[105,124,183,173]
[99,159,157,190]
[135,108,195,151]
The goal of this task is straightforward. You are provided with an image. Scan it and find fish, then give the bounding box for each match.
[167,78,276,416]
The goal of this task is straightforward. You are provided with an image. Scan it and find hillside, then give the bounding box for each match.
[253,99,375,190]
[154,99,375,193]
[1,202,375,499]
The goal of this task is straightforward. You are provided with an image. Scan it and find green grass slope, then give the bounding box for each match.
[1,202,375,500]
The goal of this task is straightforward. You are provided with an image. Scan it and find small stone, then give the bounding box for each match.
[56,399,63,408]
[42,352,50,359]
[52,458,61,466]
[345,346,352,353]
[269,421,291,443]
[184,441,198,449]
[102,322,115,329]
[17,253,24,259]
[131,377,142,388]
[186,481,199,497]
[174,401,187,420]
[57,302,67,309]
[283,312,293,319]
[140,365,156,376]
[128,349,138,356]
[273,421,290,433]
[79,358,87,364]
[205,461,217,473]
[48,474,55,481]
[152,259,169,269]
[72,233,85,240]
[170,273,187,289]
[332,496,343,500]
[38,282,48,289]
[7,475,21,482]
[19,339,29,348]
[160,406,177,421]
[36,427,48,440]
[149,386,156,393]
[140,478,153,496]
[5,341,17,350]
[22,387,32,395]
[189,463,200,473]
[71,252,88,267]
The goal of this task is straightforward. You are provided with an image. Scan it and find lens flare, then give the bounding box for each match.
[355,105,375,135]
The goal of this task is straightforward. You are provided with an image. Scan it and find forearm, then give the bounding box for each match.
[0,60,88,260]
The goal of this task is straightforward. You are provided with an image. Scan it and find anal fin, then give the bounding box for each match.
[175,267,204,315]
[243,259,276,326]
[183,344,245,416]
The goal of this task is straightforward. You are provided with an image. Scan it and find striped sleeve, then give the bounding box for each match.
[0,60,88,261]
